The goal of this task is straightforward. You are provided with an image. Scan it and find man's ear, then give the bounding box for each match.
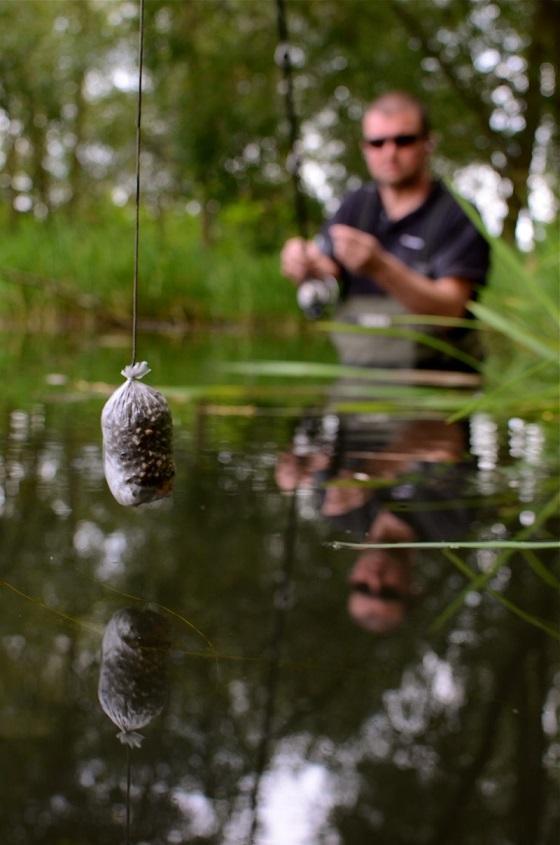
[425,133,437,153]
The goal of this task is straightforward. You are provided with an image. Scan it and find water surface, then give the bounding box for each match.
[1,331,558,845]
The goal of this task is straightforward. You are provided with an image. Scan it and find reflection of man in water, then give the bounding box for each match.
[348,511,415,635]
[280,90,490,369]
[276,414,473,634]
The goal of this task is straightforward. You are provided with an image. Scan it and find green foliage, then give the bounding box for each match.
[449,203,560,418]
[478,223,559,365]
[0,0,557,237]
[0,203,298,326]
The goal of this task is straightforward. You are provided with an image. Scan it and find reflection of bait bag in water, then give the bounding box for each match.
[98,606,171,748]
[101,361,174,506]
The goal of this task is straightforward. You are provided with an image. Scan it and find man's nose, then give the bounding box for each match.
[382,140,399,155]
[360,566,383,590]
[370,576,384,593]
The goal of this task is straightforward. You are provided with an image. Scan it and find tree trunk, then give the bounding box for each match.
[500,0,556,240]
[28,108,51,215]
[200,197,215,246]
[67,0,90,213]
[4,130,19,228]
[67,75,86,213]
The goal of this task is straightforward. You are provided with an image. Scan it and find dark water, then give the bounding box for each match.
[1,331,558,845]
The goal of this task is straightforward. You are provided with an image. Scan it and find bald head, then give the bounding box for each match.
[365,91,431,137]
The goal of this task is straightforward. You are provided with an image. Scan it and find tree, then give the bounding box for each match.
[0,0,556,243]
[0,0,120,216]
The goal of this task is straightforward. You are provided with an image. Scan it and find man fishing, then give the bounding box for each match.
[280,91,490,370]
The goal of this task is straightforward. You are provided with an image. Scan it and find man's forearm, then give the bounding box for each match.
[367,251,473,318]
[329,223,474,318]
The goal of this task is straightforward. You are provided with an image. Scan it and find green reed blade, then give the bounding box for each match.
[328,541,560,551]
[428,491,560,631]
[470,302,559,364]
[439,549,560,640]
[522,549,560,590]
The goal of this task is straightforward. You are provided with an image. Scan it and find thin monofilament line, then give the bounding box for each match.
[125,744,132,844]
[131,0,145,366]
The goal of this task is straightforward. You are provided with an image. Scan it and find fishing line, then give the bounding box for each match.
[125,744,132,845]
[131,0,145,366]
[101,0,175,509]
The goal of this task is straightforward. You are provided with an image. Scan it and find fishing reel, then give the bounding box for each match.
[296,274,339,320]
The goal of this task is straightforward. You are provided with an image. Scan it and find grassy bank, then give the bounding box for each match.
[0,205,297,329]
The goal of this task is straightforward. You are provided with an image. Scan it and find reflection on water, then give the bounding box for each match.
[0,335,558,845]
[276,415,475,637]
[98,606,171,748]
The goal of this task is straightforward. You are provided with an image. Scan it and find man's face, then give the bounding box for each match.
[361,106,431,189]
[348,550,412,634]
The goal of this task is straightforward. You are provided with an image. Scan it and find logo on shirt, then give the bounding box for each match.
[399,234,425,250]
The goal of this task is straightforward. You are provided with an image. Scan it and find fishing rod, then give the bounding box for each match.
[274,0,339,320]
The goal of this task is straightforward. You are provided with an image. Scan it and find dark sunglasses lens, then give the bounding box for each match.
[394,134,419,147]
[350,582,404,603]
[365,134,420,148]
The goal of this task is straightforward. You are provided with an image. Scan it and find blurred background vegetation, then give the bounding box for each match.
[0,0,557,370]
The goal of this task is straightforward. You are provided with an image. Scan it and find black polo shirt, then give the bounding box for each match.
[318,180,490,300]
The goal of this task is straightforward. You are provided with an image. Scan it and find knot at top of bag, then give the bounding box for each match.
[121,361,151,381]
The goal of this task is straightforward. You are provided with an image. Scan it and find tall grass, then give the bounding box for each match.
[475,231,558,364]
[448,199,559,419]
[0,205,296,327]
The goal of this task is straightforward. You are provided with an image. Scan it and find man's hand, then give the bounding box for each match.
[329,224,384,276]
[281,237,340,284]
[280,237,311,284]
[330,223,473,317]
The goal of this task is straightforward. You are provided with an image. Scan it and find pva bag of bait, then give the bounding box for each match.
[101,361,175,506]
[98,606,171,748]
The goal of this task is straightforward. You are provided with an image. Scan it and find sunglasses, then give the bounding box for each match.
[351,582,405,604]
[363,133,423,149]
